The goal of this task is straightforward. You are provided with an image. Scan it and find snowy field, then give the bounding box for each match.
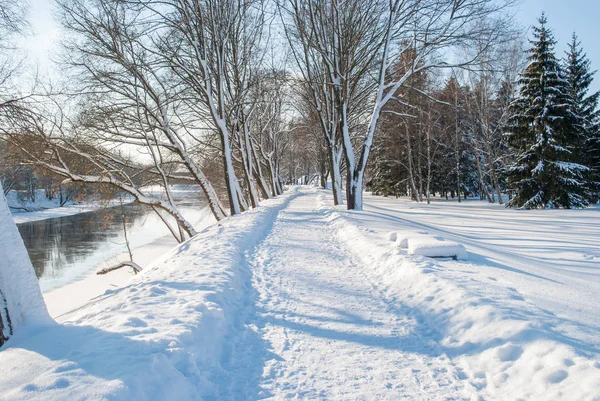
[0,187,599,400]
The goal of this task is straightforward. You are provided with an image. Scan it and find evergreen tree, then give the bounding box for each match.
[564,33,600,199]
[505,14,591,209]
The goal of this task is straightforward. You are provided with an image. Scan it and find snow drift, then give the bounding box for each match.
[394,233,468,260]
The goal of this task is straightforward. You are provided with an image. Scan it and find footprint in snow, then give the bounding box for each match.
[49,378,70,389]
[496,343,523,362]
[546,369,568,384]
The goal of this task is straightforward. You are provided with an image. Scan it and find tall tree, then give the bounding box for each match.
[505,14,591,209]
[564,33,600,198]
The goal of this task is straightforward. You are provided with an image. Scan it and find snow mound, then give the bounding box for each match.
[407,236,468,260]
[394,232,431,248]
[0,187,51,333]
[385,231,397,242]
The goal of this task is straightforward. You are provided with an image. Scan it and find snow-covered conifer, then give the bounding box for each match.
[505,14,592,208]
[564,33,600,199]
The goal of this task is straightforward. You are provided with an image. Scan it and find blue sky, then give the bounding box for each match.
[515,0,600,91]
[24,0,600,91]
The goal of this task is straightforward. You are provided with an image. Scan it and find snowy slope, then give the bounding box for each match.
[0,188,300,401]
[0,187,599,401]
[350,194,600,348]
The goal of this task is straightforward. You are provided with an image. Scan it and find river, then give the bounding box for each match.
[16,187,211,293]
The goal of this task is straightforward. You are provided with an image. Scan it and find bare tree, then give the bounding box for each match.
[2,105,200,240]
[282,0,515,209]
[464,40,523,204]
[132,0,273,214]
[56,0,228,220]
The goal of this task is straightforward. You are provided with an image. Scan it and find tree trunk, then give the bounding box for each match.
[488,153,504,205]
[0,183,51,346]
[456,152,462,203]
[250,140,272,200]
[222,137,241,215]
[406,125,420,202]
[426,122,433,205]
[329,144,343,205]
[240,123,259,208]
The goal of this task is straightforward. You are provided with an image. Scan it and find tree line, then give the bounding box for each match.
[1,1,595,253]
[290,12,600,209]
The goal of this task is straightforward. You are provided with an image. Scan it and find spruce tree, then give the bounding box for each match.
[564,33,600,199]
[505,14,591,209]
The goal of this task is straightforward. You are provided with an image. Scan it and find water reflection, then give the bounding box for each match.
[17,188,209,292]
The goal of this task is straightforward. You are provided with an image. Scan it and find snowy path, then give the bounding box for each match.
[244,191,469,400]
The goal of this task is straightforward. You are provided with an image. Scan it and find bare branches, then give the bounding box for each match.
[281,0,518,209]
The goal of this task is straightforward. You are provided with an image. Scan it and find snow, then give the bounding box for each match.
[6,190,72,212]
[0,188,302,400]
[8,185,186,224]
[395,232,436,248]
[0,187,599,400]
[11,203,117,224]
[323,192,600,400]
[405,236,468,260]
[35,202,215,294]
[353,194,600,348]
[8,188,134,224]
[42,240,180,318]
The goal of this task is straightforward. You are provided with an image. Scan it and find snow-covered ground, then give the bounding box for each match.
[11,203,120,224]
[42,238,188,318]
[0,187,598,400]
[351,194,600,349]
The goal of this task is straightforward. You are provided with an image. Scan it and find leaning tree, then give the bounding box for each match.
[282,0,516,209]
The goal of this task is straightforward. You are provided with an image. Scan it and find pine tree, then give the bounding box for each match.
[564,33,600,199]
[505,14,591,209]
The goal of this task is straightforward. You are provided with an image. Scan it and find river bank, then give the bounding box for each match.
[14,186,214,312]
[7,189,132,224]
[11,200,132,224]
[40,206,217,317]
[43,237,179,318]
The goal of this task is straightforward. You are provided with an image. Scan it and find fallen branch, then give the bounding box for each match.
[97,261,143,275]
